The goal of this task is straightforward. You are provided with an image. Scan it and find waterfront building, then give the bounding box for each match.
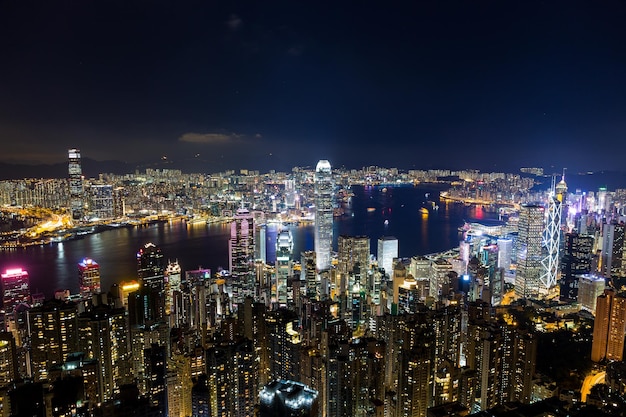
[377,236,398,277]
[68,148,84,222]
[137,243,165,291]
[515,204,545,299]
[314,160,334,272]
[78,258,101,297]
[1,268,30,313]
[591,288,626,362]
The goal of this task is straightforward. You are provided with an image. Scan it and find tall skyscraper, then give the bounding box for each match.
[229,208,256,303]
[377,236,398,277]
[540,182,562,293]
[68,148,83,222]
[137,243,165,291]
[559,232,594,301]
[78,258,101,296]
[601,222,626,278]
[275,230,293,307]
[515,204,545,299]
[314,160,333,272]
[1,268,31,313]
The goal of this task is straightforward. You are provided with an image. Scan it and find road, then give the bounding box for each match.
[581,371,606,402]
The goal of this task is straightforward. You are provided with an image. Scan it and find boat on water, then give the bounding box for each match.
[420,207,429,214]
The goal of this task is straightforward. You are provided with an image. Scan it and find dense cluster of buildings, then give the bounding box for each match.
[1,153,626,416]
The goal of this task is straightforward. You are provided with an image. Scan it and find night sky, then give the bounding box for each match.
[1,1,625,173]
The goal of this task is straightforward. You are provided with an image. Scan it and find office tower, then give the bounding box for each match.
[78,305,132,401]
[496,238,513,272]
[255,223,267,263]
[560,232,594,301]
[409,256,430,300]
[337,235,370,294]
[377,236,398,277]
[540,183,562,293]
[28,299,79,382]
[601,222,626,278]
[229,208,256,303]
[78,258,101,296]
[275,231,293,307]
[285,179,297,208]
[591,289,626,362]
[314,160,334,271]
[259,380,319,417]
[301,251,318,299]
[89,184,114,220]
[137,243,165,291]
[68,148,83,222]
[515,204,545,299]
[1,268,30,313]
[164,260,181,317]
[577,274,606,315]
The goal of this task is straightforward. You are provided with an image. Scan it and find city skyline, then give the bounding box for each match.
[1,2,626,173]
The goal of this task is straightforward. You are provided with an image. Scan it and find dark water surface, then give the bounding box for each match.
[0,185,494,297]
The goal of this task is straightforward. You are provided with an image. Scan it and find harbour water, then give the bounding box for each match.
[0,185,496,298]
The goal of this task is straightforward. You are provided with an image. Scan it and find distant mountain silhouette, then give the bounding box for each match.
[0,159,134,180]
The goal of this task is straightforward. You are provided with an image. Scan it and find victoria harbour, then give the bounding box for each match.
[0,185,492,298]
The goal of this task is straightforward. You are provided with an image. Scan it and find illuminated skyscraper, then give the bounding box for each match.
[377,236,398,277]
[601,222,626,278]
[301,251,317,300]
[229,208,256,303]
[1,268,30,313]
[275,231,293,307]
[78,258,101,296]
[68,148,84,222]
[337,235,370,292]
[540,181,562,294]
[137,243,165,291]
[515,204,545,299]
[164,260,181,317]
[559,233,594,301]
[314,160,333,271]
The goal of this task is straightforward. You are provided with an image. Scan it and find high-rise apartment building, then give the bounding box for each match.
[314,160,333,272]
[89,184,114,220]
[515,204,545,299]
[577,274,606,315]
[68,148,83,222]
[591,289,626,362]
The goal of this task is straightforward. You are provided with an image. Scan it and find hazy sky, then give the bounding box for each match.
[1,1,625,173]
